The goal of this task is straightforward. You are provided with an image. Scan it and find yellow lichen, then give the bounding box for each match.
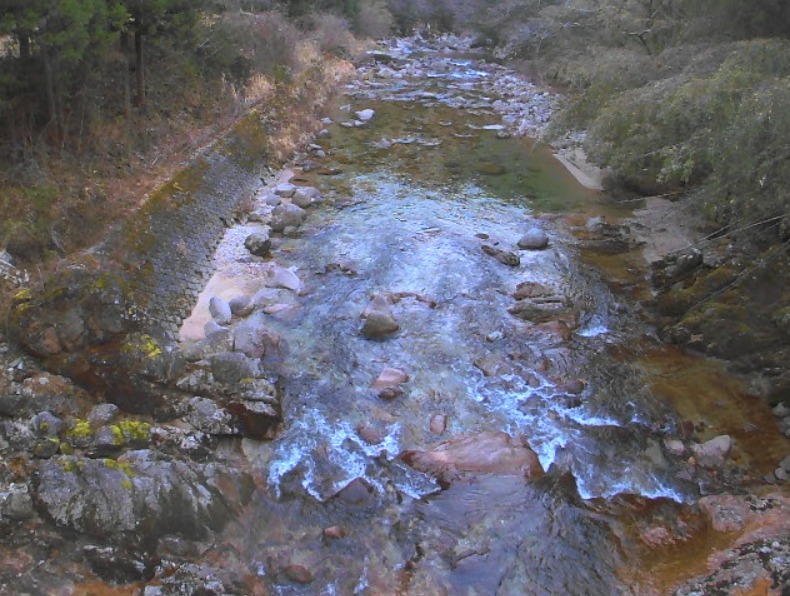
[13,288,32,302]
[121,334,163,359]
[67,419,93,440]
[57,457,84,473]
[117,419,151,442]
[102,458,136,490]
[108,425,126,446]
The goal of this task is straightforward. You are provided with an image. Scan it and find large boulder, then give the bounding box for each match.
[400,431,544,485]
[9,267,135,360]
[35,451,250,541]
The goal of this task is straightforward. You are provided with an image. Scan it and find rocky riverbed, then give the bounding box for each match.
[1,34,789,594]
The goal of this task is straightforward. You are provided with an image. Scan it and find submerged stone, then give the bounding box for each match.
[482,244,520,267]
[401,430,544,485]
[361,294,399,340]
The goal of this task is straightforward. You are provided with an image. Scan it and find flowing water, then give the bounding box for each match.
[180,36,787,594]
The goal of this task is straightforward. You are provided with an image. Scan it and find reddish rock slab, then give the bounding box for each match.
[400,430,544,485]
[356,423,386,445]
[371,367,409,395]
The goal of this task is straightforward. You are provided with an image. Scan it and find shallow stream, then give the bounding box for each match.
[180,36,787,595]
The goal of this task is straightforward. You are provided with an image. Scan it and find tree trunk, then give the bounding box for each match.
[121,31,131,117]
[18,33,30,62]
[134,27,146,107]
[42,51,60,140]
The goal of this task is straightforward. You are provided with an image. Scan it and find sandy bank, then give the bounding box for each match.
[553,146,604,191]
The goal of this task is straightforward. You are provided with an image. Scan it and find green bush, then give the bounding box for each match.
[573,38,790,237]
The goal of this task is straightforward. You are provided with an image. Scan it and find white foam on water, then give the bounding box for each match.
[577,313,610,338]
[562,410,623,428]
[576,471,690,503]
[267,407,403,501]
[577,324,609,338]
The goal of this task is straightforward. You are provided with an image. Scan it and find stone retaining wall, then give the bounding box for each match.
[98,119,274,340]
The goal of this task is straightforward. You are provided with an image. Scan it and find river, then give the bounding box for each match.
[177,35,788,595]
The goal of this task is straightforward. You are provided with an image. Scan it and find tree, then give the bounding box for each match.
[118,0,204,107]
[0,0,125,142]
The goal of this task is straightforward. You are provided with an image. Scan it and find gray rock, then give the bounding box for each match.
[208,297,232,326]
[773,402,790,418]
[2,421,36,451]
[355,109,375,121]
[780,454,790,472]
[361,294,399,340]
[775,467,788,481]
[291,186,321,208]
[185,397,238,436]
[158,563,227,595]
[33,438,60,458]
[32,411,63,438]
[266,265,302,293]
[229,295,255,318]
[36,452,243,540]
[244,232,272,257]
[83,544,157,584]
[203,320,227,339]
[233,313,272,359]
[691,435,731,468]
[0,483,35,521]
[270,203,306,232]
[210,352,259,386]
[247,209,267,223]
[93,425,124,455]
[668,248,703,279]
[262,193,281,206]
[87,403,119,428]
[508,296,568,323]
[663,438,685,457]
[517,228,549,250]
[274,183,297,197]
